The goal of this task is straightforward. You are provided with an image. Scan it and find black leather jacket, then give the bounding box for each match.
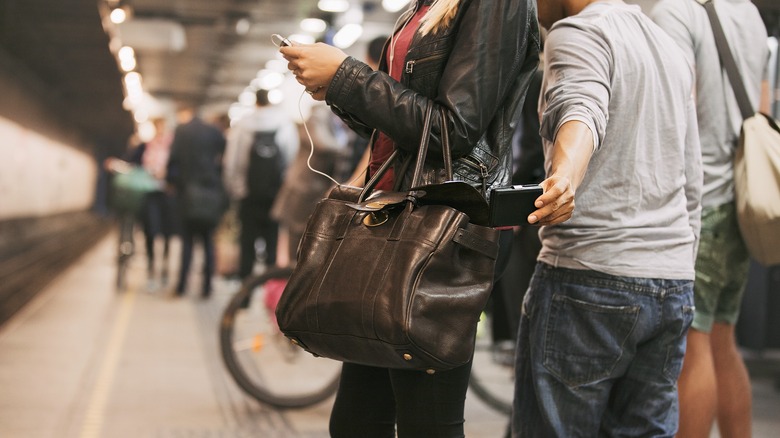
[326,0,540,198]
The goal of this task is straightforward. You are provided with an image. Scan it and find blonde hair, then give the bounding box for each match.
[419,0,460,36]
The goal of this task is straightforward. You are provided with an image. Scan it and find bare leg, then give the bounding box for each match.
[676,329,717,438]
[711,322,752,438]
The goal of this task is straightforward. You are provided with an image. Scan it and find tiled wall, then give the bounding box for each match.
[0,116,96,220]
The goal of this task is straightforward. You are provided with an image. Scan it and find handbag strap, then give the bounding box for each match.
[698,0,755,120]
[358,102,454,202]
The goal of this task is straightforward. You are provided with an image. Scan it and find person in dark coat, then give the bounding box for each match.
[166,105,228,298]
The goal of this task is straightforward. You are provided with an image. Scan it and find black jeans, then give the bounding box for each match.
[239,197,277,278]
[176,219,216,296]
[329,230,513,437]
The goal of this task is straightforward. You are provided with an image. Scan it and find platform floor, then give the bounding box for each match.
[0,232,778,437]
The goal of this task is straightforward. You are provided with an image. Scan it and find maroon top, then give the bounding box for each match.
[368,6,430,191]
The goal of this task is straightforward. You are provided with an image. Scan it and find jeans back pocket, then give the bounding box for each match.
[543,294,640,387]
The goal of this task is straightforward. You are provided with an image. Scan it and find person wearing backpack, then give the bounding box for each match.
[652,1,769,436]
[223,89,299,280]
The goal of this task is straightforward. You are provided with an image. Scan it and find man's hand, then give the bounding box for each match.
[527,120,594,225]
[527,175,576,225]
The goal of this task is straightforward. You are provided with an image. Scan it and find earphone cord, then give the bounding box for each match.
[298,90,342,186]
[297,2,416,187]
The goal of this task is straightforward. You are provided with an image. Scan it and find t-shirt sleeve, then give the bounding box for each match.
[540,23,610,152]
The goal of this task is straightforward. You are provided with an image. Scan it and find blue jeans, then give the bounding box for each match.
[511,263,694,437]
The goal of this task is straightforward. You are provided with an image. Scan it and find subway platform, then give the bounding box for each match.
[1,231,779,438]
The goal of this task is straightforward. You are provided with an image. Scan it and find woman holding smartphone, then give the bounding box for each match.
[279,1,540,436]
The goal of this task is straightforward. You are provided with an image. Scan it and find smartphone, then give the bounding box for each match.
[488,184,544,227]
[271,34,292,48]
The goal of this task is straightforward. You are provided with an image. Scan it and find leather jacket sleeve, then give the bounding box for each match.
[325,0,539,194]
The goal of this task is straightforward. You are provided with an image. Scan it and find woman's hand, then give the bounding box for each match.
[280,43,348,101]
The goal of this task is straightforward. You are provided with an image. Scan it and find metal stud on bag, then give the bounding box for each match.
[363,210,389,227]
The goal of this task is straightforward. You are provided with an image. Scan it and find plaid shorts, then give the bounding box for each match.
[692,202,750,332]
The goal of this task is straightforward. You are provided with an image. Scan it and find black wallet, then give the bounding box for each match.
[488,185,543,227]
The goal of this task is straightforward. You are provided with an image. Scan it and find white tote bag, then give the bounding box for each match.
[734,113,780,266]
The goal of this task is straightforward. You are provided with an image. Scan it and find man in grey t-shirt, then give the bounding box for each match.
[510,0,702,436]
[652,1,768,437]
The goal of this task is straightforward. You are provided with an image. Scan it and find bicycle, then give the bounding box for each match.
[219,266,342,409]
[115,212,136,291]
[469,310,515,415]
[220,266,515,414]
[107,159,160,291]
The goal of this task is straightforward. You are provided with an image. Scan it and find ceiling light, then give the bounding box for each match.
[318,0,350,13]
[382,0,412,13]
[265,59,288,73]
[341,6,364,24]
[110,8,127,24]
[134,109,149,123]
[300,18,327,33]
[138,120,156,142]
[257,70,285,90]
[119,56,136,72]
[118,46,136,71]
[118,46,134,60]
[239,90,256,106]
[268,89,284,105]
[288,34,316,45]
[235,18,251,35]
[333,23,363,49]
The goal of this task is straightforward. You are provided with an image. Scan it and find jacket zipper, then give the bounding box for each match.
[461,156,490,194]
[405,52,446,74]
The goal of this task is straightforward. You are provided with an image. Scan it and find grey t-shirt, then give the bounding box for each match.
[538,2,702,280]
[652,0,768,209]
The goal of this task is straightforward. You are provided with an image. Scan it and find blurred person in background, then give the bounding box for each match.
[127,117,175,291]
[166,105,228,298]
[270,99,351,267]
[223,89,299,278]
[652,1,770,436]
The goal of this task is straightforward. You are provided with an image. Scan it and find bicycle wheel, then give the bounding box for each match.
[219,266,341,409]
[116,215,135,291]
[468,311,514,415]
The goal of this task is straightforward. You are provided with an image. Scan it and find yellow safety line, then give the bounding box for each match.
[79,288,137,438]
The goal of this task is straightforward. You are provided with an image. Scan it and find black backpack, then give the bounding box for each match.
[246,130,284,201]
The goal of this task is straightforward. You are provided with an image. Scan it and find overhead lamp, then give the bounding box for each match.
[256,70,285,90]
[235,18,251,35]
[288,34,316,45]
[268,89,284,105]
[110,8,127,24]
[318,0,350,13]
[265,59,289,73]
[300,18,327,33]
[382,0,412,13]
[333,23,363,49]
[133,109,149,123]
[137,120,156,142]
[119,56,136,72]
[118,46,136,71]
[239,90,256,106]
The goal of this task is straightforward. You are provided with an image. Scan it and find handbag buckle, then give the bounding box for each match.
[363,210,389,227]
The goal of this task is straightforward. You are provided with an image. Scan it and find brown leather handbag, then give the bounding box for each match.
[275,104,500,372]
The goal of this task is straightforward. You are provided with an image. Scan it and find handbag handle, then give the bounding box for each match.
[698,0,755,120]
[358,103,454,202]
